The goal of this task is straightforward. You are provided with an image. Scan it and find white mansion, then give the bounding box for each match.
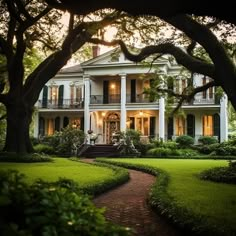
[34,47,228,144]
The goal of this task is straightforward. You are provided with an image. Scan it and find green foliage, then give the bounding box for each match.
[199,163,236,184]
[176,135,194,148]
[198,136,218,145]
[147,147,198,157]
[197,137,236,156]
[122,129,141,145]
[0,170,131,236]
[34,144,54,154]
[116,129,141,156]
[0,152,53,162]
[40,126,85,156]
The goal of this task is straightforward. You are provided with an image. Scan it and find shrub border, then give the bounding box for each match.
[96,158,233,236]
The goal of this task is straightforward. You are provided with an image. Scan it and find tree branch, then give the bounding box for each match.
[163,80,216,114]
[163,14,236,109]
[15,0,32,20]
[88,37,215,77]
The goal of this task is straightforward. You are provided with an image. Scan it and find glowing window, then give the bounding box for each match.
[203,115,213,136]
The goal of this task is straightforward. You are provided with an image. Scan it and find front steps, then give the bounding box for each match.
[78,144,120,158]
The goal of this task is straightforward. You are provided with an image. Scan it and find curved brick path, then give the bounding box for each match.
[83,159,182,236]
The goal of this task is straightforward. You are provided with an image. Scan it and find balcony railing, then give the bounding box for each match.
[37,99,84,109]
[90,95,121,104]
[126,94,155,103]
[90,94,156,104]
[183,93,221,105]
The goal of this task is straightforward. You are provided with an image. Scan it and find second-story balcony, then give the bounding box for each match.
[183,93,221,106]
[37,99,84,109]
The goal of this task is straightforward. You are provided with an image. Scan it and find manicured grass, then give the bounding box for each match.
[97,158,236,235]
[0,158,121,189]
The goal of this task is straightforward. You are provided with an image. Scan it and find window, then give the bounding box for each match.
[202,115,213,136]
[76,86,82,102]
[175,117,185,136]
[202,77,207,99]
[70,84,74,104]
[182,79,187,92]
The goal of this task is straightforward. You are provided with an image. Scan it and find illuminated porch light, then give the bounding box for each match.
[139,111,143,116]
[102,112,106,117]
[111,83,115,89]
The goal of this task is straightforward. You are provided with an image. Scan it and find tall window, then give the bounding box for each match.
[202,115,213,136]
[202,77,207,99]
[75,86,82,102]
[70,84,74,104]
[50,86,58,105]
[175,80,180,94]
[182,79,187,92]
[109,80,120,103]
[47,118,54,135]
[175,117,185,136]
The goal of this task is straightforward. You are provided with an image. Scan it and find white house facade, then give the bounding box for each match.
[34,48,228,144]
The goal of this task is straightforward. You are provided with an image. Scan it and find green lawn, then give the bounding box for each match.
[0,158,117,188]
[98,158,236,235]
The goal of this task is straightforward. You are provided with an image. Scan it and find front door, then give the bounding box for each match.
[105,112,120,144]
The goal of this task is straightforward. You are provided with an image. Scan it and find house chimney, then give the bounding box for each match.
[92,45,100,58]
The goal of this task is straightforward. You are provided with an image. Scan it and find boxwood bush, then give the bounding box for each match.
[0,170,131,236]
[198,136,218,145]
[176,135,194,148]
[199,160,236,184]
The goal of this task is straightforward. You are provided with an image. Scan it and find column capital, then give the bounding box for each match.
[119,73,127,78]
[83,74,90,81]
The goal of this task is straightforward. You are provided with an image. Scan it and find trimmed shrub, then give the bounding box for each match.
[34,143,54,154]
[198,136,218,145]
[176,135,194,148]
[199,166,236,184]
[0,152,53,162]
[0,170,131,236]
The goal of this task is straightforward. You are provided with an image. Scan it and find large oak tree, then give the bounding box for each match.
[0,0,122,153]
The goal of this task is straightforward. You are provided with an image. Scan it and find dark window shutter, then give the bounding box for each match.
[213,113,220,141]
[39,117,45,136]
[80,117,84,131]
[103,81,109,104]
[131,79,136,103]
[63,117,69,128]
[42,86,48,108]
[187,114,195,137]
[58,85,64,107]
[55,117,60,131]
[150,117,156,138]
[167,117,174,140]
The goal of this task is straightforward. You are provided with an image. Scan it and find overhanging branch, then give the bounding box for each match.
[88,37,215,77]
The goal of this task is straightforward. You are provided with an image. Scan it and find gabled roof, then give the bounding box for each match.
[81,47,120,66]
[58,64,83,74]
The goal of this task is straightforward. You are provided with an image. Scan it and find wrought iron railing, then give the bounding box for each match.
[183,93,221,105]
[37,99,84,109]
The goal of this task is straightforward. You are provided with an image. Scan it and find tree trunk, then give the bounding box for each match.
[3,102,34,153]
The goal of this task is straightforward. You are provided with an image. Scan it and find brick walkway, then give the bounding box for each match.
[83,159,182,236]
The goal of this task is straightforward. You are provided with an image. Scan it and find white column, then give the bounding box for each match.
[83,75,90,134]
[120,73,127,131]
[220,94,228,142]
[33,111,39,138]
[159,97,165,141]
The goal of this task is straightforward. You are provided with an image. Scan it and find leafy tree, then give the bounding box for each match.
[0,0,122,153]
[45,0,236,25]
[48,1,236,111]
